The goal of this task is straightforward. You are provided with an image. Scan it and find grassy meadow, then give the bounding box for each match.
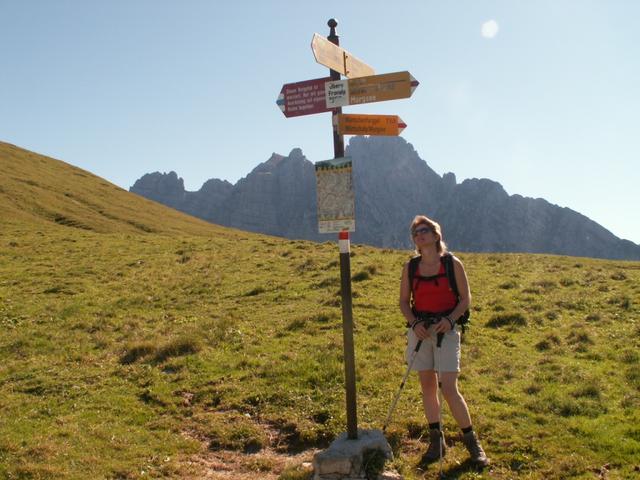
[1,142,639,479]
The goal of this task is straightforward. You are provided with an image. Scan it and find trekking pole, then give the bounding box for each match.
[382,339,422,433]
[436,332,445,479]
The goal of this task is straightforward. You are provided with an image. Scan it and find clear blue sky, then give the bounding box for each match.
[2,1,639,244]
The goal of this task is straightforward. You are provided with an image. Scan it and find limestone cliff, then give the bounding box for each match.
[130,137,640,260]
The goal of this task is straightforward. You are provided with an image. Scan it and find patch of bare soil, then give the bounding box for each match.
[178,422,318,479]
[180,448,316,479]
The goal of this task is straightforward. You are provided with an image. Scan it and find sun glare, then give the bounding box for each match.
[481,20,499,39]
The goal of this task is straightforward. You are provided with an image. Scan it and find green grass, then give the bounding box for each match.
[1,142,640,479]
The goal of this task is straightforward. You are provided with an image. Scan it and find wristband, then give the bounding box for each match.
[446,316,455,330]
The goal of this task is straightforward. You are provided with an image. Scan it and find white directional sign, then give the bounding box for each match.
[311,33,374,78]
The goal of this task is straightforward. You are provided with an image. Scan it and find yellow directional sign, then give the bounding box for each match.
[325,71,419,108]
[311,33,375,79]
[336,114,407,136]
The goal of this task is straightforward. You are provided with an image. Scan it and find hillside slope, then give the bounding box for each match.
[0,141,638,479]
[0,141,223,236]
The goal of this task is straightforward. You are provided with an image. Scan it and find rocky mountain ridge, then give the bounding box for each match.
[130,136,640,260]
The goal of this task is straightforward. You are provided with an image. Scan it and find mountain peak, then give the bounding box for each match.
[129,136,640,260]
[288,148,304,159]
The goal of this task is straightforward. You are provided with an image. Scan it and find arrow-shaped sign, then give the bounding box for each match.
[276,76,333,118]
[336,114,407,136]
[326,71,419,108]
[277,72,419,117]
[311,33,374,79]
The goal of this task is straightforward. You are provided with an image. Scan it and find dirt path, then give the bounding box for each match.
[177,425,318,479]
[181,448,316,479]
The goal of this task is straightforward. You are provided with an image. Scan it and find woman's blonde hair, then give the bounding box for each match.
[410,215,447,255]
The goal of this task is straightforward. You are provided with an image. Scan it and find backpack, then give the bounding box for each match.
[408,252,471,332]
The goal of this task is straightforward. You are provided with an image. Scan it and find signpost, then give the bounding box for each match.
[276,18,419,442]
[336,113,406,136]
[311,33,375,79]
[324,19,358,441]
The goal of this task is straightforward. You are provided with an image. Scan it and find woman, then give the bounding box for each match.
[399,215,489,466]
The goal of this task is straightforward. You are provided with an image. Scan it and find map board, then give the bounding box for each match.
[315,157,355,233]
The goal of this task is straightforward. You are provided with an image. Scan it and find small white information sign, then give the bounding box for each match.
[315,157,355,233]
[325,80,349,108]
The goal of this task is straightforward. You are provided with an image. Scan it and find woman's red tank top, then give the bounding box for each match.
[412,262,457,312]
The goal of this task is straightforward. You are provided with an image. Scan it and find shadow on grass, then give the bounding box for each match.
[417,457,486,479]
[120,337,201,365]
[444,459,488,478]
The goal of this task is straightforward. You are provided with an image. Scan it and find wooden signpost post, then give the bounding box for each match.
[276,18,419,441]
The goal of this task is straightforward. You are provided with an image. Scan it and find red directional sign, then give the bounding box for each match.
[276,76,333,118]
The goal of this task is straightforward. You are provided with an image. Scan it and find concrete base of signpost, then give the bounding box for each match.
[312,429,400,480]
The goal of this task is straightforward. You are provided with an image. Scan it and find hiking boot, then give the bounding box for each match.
[462,431,489,467]
[421,428,446,464]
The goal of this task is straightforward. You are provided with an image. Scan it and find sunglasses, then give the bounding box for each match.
[412,226,433,236]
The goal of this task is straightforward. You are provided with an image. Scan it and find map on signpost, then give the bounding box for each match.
[315,157,355,233]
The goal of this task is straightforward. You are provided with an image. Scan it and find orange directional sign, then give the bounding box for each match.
[326,71,419,108]
[311,33,375,79]
[336,114,407,136]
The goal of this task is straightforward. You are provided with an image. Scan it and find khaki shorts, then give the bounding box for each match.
[405,327,461,373]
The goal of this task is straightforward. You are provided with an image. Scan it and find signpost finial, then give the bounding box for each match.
[328,18,338,40]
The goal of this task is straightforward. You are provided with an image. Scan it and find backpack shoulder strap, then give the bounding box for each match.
[443,252,471,331]
[407,255,422,310]
[442,252,460,299]
[408,255,421,285]
[407,255,422,309]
